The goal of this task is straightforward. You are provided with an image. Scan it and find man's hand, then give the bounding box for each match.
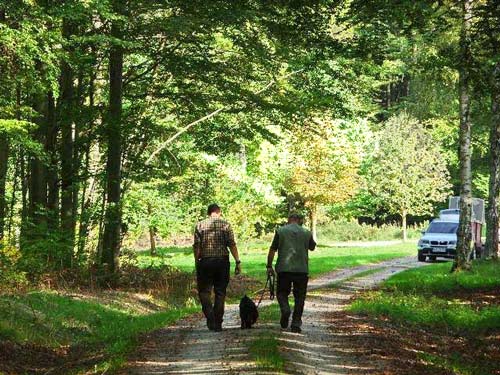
[267,266,275,277]
[235,261,242,275]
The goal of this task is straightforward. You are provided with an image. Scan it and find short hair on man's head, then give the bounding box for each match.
[207,203,221,215]
[288,212,303,222]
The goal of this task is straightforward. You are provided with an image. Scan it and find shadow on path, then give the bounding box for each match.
[121,257,427,374]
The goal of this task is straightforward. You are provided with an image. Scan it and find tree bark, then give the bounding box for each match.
[101,1,124,276]
[148,202,157,255]
[28,93,48,233]
[453,0,474,272]
[59,19,77,267]
[402,209,407,243]
[309,205,317,241]
[0,133,9,240]
[0,8,7,240]
[487,61,500,260]
[46,91,59,232]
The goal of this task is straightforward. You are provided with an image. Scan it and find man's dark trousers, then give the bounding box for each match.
[277,272,308,328]
[196,257,230,328]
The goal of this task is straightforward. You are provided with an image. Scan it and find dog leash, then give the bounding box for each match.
[256,273,275,308]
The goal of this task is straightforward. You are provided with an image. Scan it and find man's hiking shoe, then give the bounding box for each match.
[280,312,290,329]
[291,326,302,334]
[213,324,223,332]
[207,319,216,331]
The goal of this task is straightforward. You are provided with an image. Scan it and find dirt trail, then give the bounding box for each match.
[122,257,426,375]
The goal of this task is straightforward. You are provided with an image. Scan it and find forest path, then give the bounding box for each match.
[121,256,427,375]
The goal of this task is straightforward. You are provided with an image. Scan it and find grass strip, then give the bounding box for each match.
[249,332,285,373]
[419,352,496,375]
[0,291,198,372]
[384,260,500,294]
[137,242,415,283]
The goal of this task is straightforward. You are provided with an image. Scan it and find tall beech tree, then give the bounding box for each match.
[59,17,77,266]
[101,0,125,275]
[453,0,474,272]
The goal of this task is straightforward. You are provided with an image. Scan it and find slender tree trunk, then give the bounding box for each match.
[7,156,19,239]
[19,149,28,249]
[59,19,77,267]
[101,1,124,276]
[309,205,317,241]
[453,0,474,272]
[148,202,157,255]
[0,8,7,241]
[488,61,500,260]
[46,91,59,232]
[402,209,407,243]
[0,133,9,240]
[29,93,48,233]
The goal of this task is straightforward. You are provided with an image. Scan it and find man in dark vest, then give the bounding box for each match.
[266,213,316,333]
[194,204,241,332]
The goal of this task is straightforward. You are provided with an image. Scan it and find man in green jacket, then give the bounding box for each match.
[266,213,316,333]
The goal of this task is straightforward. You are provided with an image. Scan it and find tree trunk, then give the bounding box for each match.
[487,61,500,260]
[0,133,9,240]
[29,93,48,234]
[59,19,77,267]
[453,0,474,272]
[46,91,59,232]
[148,202,157,255]
[0,9,7,240]
[101,1,124,276]
[402,209,407,243]
[19,149,28,249]
[309,205,317,241]
[7,155,19,239]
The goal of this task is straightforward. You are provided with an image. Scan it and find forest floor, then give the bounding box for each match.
[121,256,428,374]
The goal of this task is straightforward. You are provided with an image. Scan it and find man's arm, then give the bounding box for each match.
[267,231,279,275]
[309,235,317,251]
[193,226,202,260]
[230,244,240,263]
[227,224,241,274]
[267,249,276,268]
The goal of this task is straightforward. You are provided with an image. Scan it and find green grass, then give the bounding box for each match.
[258,302,283,322]
[384,260,500,293]
[249,332,285,372]
[350,290,500,335]
[419,352,497,375]
[350,260,500,335]
[349,259,500,374]
[137,242,416,283]
[0,291,198,372]
[1,240,416,373]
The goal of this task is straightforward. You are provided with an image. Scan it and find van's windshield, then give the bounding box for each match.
[426,222,458,234]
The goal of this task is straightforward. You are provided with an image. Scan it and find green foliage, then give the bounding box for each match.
[287,119,361,210]
[317,221,425,242]
[0,242,27,292]
[367,112,451,217]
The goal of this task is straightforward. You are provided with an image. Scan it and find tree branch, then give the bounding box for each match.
[145,68,304,165]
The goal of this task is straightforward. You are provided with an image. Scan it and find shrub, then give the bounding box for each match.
[0,242,28,292]
[317,220,425,242]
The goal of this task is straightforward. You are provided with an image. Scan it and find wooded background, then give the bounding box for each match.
[1,0,499,282]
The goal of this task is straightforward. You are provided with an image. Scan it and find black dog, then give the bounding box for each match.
[239,295,259,329]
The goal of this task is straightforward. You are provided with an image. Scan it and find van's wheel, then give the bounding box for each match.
[429,255,437,262]
[418,253,426,262]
